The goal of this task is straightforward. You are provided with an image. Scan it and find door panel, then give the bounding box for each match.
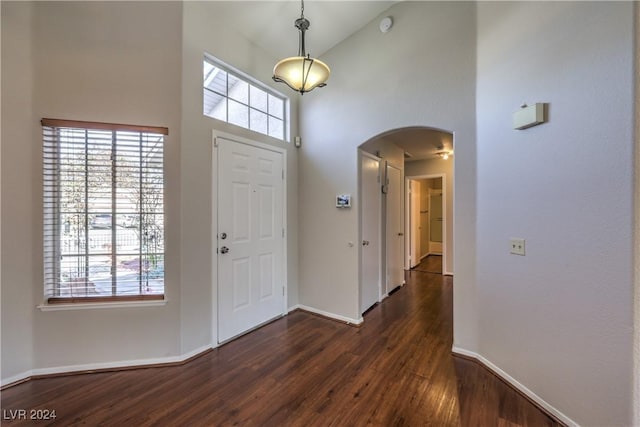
[430,193,443,242]
[409,180,421,268]
[232,258,251,309]
[386,165,404,292]
[360,153,381,314]
[218,137,284,343]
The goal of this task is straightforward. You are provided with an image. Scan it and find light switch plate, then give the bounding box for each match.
[510,238,526,256]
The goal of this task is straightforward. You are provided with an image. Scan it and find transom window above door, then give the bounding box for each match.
[203,54,289,142]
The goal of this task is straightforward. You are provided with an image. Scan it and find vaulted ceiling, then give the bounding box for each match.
[210,1,397,60]
[215,1,450,160]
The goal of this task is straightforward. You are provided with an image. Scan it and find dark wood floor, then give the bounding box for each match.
[1,270,562,426]
[412,254,443,274]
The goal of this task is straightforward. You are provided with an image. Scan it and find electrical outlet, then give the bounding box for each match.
[510,238,526,256]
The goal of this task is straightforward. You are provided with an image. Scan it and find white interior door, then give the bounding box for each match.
[429,189,443,254]
[386,164,404,292]
[409,180,421,268]
[360,152,381,314]
[217,137,284,343]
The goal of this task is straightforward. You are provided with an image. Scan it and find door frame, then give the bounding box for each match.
[385,163,404,294]
[358,149,382,315]
[407,179,421,269]
[211,129,288,346]
[428,188,444,254]
[404,173,447,273]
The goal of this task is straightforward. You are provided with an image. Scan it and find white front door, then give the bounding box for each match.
[360,151,381,314]
[217,136,285,343]
[386,164,404,292]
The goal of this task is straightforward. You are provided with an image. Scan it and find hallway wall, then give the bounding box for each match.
[476,2,634,425]
[299,0,477,342]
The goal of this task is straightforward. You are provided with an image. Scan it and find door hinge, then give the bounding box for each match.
[282,228,285,238]
[282,287,285,296]
[282,169,285,180]
[214,137,218,148]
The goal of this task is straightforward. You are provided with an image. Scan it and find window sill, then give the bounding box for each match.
[37,299,168,312]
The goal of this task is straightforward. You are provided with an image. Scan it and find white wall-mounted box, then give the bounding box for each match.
[513,103,546,130]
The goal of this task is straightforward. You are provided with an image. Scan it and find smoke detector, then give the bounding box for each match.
[379,16,393,33]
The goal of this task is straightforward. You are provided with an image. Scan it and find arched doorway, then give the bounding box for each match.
[358,126,454,315]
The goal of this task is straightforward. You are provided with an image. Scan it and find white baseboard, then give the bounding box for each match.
[1,344,213,388]
[1,370,33,388]
[288,304,300,313]
[296,304,363,326]
[451,346,578,427]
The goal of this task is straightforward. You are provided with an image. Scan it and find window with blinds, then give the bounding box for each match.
[42,119,167,303]
[203,55,288,141]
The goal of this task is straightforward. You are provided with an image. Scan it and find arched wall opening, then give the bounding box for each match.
[357,126,455,315]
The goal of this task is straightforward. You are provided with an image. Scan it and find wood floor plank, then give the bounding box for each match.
[1,271,563,426]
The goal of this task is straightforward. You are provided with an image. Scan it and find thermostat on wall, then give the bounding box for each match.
[336,194,351,208]
[513,103,546,130]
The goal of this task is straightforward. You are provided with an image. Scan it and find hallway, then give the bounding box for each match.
[1,271,561,426]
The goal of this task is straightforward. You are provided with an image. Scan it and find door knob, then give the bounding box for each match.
[397,233,404,236]
[362,240,370,246]
[220,246,229,254]
[220,232,227,240]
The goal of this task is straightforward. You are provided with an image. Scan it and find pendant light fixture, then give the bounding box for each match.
[272,0,330,95]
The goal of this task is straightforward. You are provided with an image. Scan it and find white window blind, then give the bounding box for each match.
[42,119,167,303]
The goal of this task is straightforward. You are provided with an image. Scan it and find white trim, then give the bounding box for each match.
[1,344,213,388]
[287,304,301,313]
[297,304,363,326]
[358,150,383,316]
[212,130,288,345]
[203,53,291,143]
[451,346,579,427]
[211,132,220,348]
[635,3,640,424]
[37,299,168,312]
[1,370,33,388]
[385,162,404,295]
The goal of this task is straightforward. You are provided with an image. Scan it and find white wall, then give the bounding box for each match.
[0,0,300,382]
[180,1,300,352]
[1,1,183,380]
[635,4,640,425]
[32,0,183,371]
[299,1,477,341]
[476,2,634,425]
[1,1,37,383]
[405,158,453,274]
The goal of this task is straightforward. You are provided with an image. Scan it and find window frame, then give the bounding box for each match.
[203,54,290,142]
[41,118,168,305]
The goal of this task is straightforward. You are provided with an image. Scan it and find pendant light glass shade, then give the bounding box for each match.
[273,56,330,94]
[273,0,329,94]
